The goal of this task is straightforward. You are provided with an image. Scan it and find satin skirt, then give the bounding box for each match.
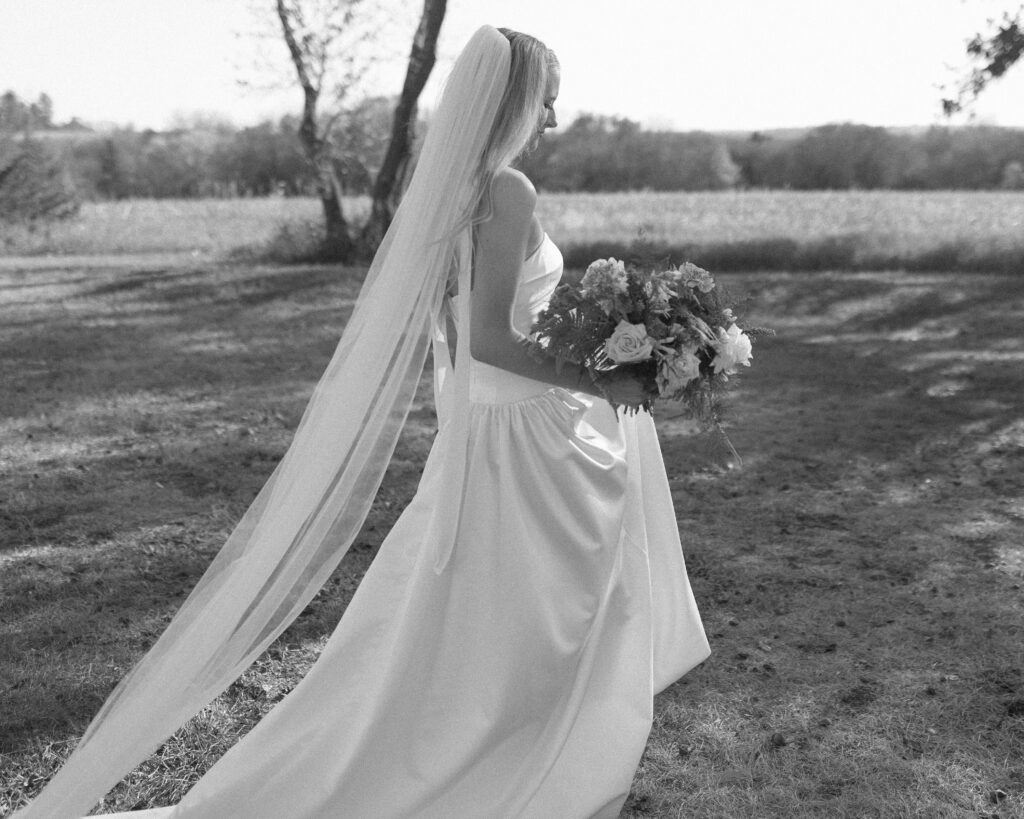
[103,361,709,819]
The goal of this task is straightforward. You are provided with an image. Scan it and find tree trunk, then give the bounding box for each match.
[277,0,354,261]
[319,168,350,257]
[359,0,447,255]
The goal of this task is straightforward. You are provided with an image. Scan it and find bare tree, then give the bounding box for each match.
[942,5,1024,116]
[273,0,447,261]
[275,0,377,259]
[360,0,446,252]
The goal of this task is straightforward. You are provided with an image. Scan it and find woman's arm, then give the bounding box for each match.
[470,169,646,404]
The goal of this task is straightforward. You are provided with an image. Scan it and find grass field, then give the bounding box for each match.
[3,191,1024,272]
[1,251,1023,816]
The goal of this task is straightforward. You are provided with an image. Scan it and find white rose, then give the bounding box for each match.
[656,350,702,395]
[604,320,653,363]
[711,323,753,374]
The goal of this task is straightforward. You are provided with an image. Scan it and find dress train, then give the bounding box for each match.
[98,236,709,818]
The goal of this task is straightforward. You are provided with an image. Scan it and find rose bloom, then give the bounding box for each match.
[677,261,715,293]
[711,323,753,374]
[656,349,702,395]
[581,258,628,296]
[604,320,653,363]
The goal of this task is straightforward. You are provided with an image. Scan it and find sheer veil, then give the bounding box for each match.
[17,26,512,819]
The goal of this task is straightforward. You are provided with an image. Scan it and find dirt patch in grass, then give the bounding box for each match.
[1,259,1023,817]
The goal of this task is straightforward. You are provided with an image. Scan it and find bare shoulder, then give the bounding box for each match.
[490,167,538,217]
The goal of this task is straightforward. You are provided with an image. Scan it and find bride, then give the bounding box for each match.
[16,25,709,819]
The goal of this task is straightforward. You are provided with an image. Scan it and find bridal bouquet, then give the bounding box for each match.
[530,256,769,424]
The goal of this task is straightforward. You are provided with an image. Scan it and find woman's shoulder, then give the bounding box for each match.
[491,167,538,213]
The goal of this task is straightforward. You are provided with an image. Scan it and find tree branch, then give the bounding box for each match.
[942,6,1024,116]
[276,0,315,97]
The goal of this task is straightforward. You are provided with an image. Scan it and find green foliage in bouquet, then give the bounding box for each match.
[530,252,772,430]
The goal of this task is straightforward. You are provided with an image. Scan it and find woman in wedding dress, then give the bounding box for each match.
[16,25,709,819]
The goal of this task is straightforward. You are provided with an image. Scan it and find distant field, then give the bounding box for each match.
[543,189,1024,251]
[0,198,336,259]
[2,191,1024,271]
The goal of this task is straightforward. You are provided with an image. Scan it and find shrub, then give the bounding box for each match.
[228,218,332,264]
[0,138,80,223]
[1001,160,1024,190]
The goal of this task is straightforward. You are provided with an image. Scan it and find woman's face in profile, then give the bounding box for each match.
[532,63,560,149]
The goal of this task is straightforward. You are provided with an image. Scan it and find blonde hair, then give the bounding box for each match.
[471,28,557,225]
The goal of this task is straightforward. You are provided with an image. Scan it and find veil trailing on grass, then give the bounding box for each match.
[17,26,510,819]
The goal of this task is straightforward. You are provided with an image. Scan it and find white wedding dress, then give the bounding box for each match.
[103,234,709,819]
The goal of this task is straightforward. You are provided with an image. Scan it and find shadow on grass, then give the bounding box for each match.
[623,270,1024,815]
[2,260,1023,815]
[84,269,206,297]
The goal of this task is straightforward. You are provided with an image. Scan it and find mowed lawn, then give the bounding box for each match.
[1,253,1023,817]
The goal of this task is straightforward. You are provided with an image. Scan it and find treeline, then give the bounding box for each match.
[1,90,73,132]
[64,118,317,199]
[728,122,1024,190]
[61,115,1024,198]
[4,89,1024,212]
[0,90,394,203]
[518,116,742,191]
[32,99,394,200]
[519,115,1024,191]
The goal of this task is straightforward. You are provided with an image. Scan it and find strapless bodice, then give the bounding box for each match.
[508,233,563,335]
[469,234,565,404]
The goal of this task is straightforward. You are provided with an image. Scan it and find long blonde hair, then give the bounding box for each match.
[471,28,557,226]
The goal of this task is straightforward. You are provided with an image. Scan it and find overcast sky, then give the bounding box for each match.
[4,0,1024,131]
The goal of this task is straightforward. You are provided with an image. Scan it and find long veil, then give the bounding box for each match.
[16,25,511,819]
